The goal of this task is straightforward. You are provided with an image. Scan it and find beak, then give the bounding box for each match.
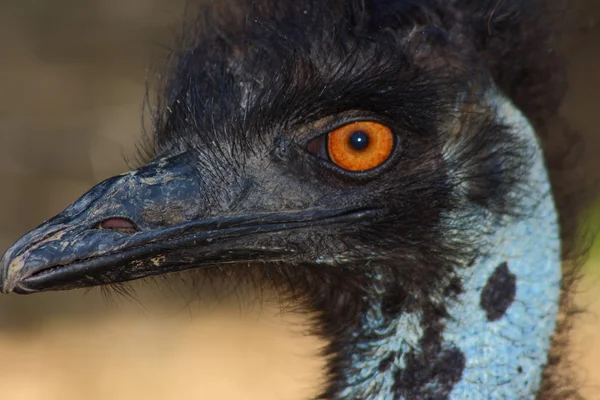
[0,152,374,294]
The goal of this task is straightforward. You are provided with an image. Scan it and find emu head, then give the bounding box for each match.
[0,0,569,399]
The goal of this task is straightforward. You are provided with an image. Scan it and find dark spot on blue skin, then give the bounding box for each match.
[390,306,466,398]
[443,276,463,299]
[378,352,397,372]
[349,131,369,151]
[480,262,517,321]
[517,366,523,374]
[393,345,466,399]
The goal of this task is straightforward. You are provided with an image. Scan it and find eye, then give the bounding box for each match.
[307,121,395,172]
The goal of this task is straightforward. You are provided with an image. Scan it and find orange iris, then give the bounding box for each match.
[328,121,394,171]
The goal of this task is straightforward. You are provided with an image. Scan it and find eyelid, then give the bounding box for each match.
[306,134,329,160]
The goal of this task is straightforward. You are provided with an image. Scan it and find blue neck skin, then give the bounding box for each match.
[333,94,561,400]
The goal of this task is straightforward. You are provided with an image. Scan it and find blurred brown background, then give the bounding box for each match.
[0,1,598,399]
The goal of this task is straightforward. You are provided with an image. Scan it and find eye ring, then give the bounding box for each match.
[307,121,395,172]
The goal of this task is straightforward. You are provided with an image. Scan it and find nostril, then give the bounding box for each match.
[98,218,140,235]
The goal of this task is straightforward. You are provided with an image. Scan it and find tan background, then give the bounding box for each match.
[0,1,598,399]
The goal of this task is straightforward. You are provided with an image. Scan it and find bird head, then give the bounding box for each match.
[0,0,532,296]
[0,0,571,398]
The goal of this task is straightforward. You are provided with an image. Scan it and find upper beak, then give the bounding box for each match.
[0,152,211,293]
[0,152,374,294]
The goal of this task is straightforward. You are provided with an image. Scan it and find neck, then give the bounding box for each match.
[327,95,561,400]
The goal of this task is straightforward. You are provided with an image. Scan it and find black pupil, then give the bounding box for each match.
[349,131,369,151]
